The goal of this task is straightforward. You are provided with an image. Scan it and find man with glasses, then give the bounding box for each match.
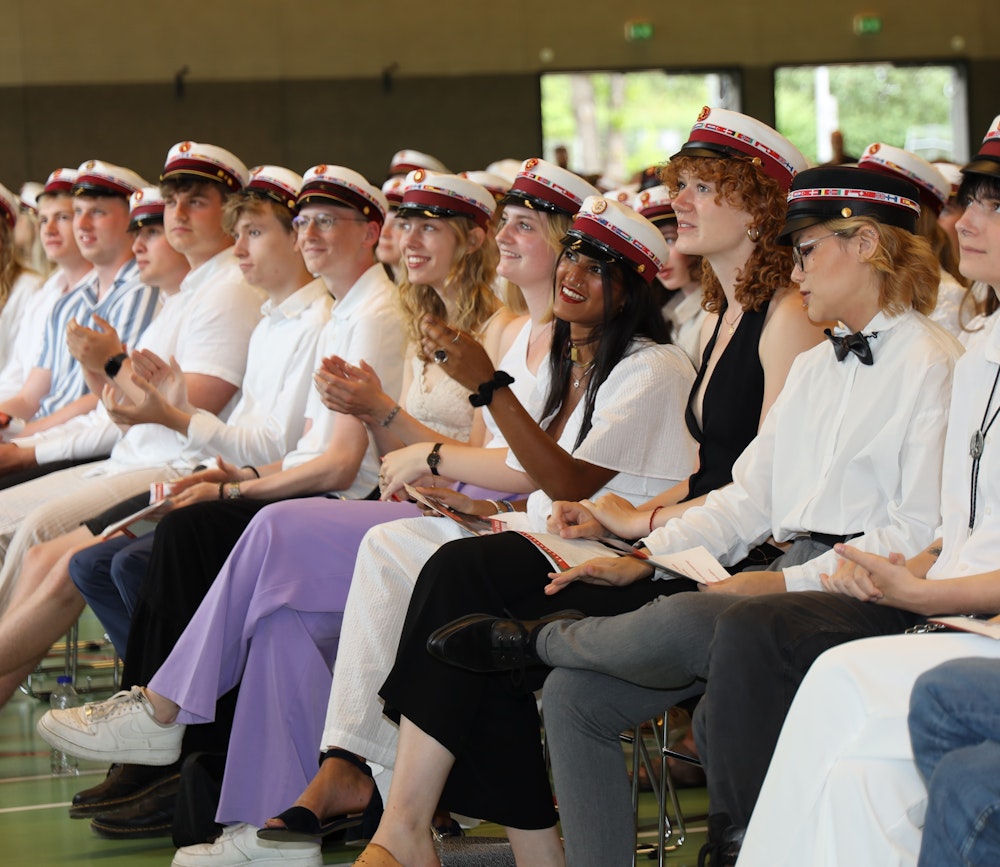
[55,164,404,840]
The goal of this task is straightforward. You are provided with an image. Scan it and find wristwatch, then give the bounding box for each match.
[104,352,128,380]
[426,443,443,476]
[226,483,242,500]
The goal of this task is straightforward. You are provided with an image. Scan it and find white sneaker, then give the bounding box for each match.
[36,686,185,764]
[172,823,322,867]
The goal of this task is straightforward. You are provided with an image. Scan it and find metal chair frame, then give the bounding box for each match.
[624,712,702,865]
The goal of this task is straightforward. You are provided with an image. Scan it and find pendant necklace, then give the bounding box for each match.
[968,365,1000,531]
[572,360,596,389]
[722,306,745,336]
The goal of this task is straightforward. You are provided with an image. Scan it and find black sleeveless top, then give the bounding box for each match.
[683,299,770,501]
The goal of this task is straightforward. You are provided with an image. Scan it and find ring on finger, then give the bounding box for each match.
[433,349,448,364]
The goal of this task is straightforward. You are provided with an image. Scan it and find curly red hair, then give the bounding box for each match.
[659,156,793,314]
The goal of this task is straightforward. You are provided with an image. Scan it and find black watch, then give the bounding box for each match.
[426,442,443,476]
[104,352,128,380]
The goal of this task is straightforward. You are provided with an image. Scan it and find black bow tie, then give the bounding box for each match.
[825,329,875,365]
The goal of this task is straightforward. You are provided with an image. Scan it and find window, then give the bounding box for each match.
[774,62,968,165]
[540,70,740,186]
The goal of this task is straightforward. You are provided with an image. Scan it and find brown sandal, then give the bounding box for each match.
[353,842,403,866]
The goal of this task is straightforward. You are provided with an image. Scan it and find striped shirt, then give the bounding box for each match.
[36,259,159,419]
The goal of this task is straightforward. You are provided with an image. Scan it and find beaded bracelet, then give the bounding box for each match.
[469,371,515,407]
[381,404,402,428]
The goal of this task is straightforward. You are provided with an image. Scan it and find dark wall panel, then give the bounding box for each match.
[4,74,542,188]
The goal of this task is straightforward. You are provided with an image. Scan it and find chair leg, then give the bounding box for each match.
[63,619,79,684]
[625,711,695,864]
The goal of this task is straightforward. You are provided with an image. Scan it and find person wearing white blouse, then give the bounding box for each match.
[432,165,964,867]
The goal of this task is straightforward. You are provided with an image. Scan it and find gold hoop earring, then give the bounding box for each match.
[746,226,761,242]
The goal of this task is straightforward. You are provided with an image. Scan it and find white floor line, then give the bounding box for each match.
[0,801,71,813]
[0,770,103,784]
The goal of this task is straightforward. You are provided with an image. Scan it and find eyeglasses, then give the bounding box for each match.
[791,232,843,271]
[291,214,368,232]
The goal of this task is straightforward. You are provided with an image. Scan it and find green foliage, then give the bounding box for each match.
[775,64,959,164]
[540,71,738,179]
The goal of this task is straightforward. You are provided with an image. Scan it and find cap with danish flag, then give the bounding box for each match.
[562,195,669,283]
[858,143,949,216]
[40,168,79,199]
[778,166,921,243]
[633,185,675,225]
[129,187,165,231]
[245,166,303,211]
[673,107,807,192]
[459,170,510,203]
[389,149,450,176]
[503,158,599,216]
[963,115,1000,181]
[396,171,495,230]
[299,165,387,224]
[161,141,249,191]
[73,160,149,199]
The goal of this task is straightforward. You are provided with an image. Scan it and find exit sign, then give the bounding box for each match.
[853,14,883,35]
[625,20,654,41]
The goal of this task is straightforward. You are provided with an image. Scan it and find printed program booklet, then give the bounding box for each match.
[404,484,730,583]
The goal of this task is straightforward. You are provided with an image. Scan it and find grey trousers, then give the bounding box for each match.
[541,540,829,867]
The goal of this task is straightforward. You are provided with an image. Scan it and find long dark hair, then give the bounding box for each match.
[540,249,670,450]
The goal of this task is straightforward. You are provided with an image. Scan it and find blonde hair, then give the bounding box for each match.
[822,216,939,316]
[659,156,792,314]
[222,194,295,235]
[0,220,26,315]
[498,209,573,319]
[397,215,502,357]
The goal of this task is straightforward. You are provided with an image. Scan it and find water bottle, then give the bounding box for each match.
[49,676,81,776]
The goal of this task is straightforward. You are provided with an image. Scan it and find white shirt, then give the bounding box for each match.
[928,268,969,338]
[282,264,406,500]
[183,278,332,465]
[662,288,707,367]
[643,309,963,591]
[31,249,265,470]
[930,313,1000,579]
[504,340,699,531]
[0,270,45,375]
[481,318,539,449]
[0,269,72,401]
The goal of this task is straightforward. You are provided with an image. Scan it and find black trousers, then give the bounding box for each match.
[380,531,697,830]
[693,591,923,829]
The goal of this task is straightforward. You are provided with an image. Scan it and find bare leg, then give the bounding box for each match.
[366,717,447,867]
[139,687,179,723]
[0,529,95,673]
[262,750,376,829]
[506,826,566,867]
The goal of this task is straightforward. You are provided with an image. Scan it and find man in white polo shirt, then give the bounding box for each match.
[0,143,264,611]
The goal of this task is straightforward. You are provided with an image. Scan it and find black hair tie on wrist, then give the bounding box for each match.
[469,371,515,407]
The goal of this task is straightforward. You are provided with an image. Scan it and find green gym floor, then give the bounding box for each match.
[0,613,709,866]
